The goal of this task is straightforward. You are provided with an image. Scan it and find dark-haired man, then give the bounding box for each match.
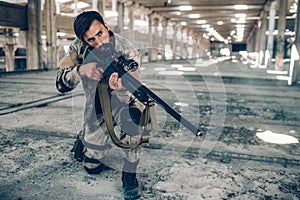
[56,11,151,199]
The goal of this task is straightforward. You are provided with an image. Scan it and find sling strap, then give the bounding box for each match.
[97,79,139,149]
[138,99,158,144]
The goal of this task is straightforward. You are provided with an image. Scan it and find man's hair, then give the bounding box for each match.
[73,11,105,41]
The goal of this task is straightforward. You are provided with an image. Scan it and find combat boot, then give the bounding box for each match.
[83,155,111,174]
[122,159,140,199]
[122,171,140,199]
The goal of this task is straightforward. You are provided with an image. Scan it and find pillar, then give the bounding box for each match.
[172,24,177,60]
[45,0,57,70]
[161,18,168,60]
[254,23,261,66]
[291,0,300,85]
[246,30,255,52]
[149,17,159,61]
[73,0,78,16]
[197,36,202,58]
[179,28,184,59]
[4,44,17,72]
[112,0,117,12]
[198,36,205,58]
[188,31,194,59]
[180,29,187,59]
[195,37,201,58]
[259,12,268,66]
[192,35,197,59]
[98,0,106,15]
[266,0,276,66]
[115,1,124,33]
[92,0,98,10]
[148,15,153,61]
[275,0,287,71]
[27,0,43,70]
[127,3,134,42]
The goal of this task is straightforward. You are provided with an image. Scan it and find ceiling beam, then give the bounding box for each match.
[0,1,27,29]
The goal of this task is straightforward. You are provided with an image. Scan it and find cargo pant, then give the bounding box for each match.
[80,77,147,169]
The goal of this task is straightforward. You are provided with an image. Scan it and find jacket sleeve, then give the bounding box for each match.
[56,42,81,93]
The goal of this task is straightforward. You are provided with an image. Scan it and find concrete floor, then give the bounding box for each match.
[0,58,299,199]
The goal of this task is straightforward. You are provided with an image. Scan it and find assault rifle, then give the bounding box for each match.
[84,42,202,137]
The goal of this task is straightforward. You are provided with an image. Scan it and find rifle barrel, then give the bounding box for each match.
[120,71,202,136]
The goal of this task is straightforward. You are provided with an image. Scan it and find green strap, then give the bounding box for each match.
[142,100,158,130]
[97,79,138,149]
[139,100,158,145]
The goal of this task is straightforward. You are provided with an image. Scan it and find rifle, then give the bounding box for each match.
[85,43,202,137]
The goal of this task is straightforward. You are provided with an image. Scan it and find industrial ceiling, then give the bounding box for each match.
[3,0,298,44]
[56,0,297,44]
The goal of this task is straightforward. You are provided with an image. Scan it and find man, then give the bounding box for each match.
[56,11,151,199]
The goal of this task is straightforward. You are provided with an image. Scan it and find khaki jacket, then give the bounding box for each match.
[56,31,146,134]
[56,31,141,93]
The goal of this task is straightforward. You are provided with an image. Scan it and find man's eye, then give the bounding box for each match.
[96,31,103,36]
[87,38,95,42]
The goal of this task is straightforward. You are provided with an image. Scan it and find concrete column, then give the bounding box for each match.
[187,34,191,58]
[195,37,200,58]
[4,44,17,72]
[148,15,153,61]
[150,17,159,61]
[73,0,78,16]
[197,36,204,58]
[98,0,106,15]
[246,30,255,52]
[198,37,204,58]
[184,30,189,59]
[201,36,208,58]
[55,1,60,14]
[187,33,191,59]
[161,18,168,60]
[115,1,124,33]
[191,33,196,59]
[188,32,194,59]
[197,36,203,58]
[203,37,210,57]
[45,0,57,70]
[250,36,256,52]
[180,29,187,59]
[291,0,300,85]
[192,35,197,59]
[254,23,261,65]
[172,24,177,60]
[179,28,184,59]
[92,0,97,10]
[112,0,117,12]
[275,0,288,71]
[266,0,276,66]
[259,12,268,66]
[27,0,43,70]
[127,3,134,42]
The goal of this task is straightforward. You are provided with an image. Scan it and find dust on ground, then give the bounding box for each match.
[1,60,300,199]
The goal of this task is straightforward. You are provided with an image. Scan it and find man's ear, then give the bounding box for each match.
[82,39,89,46]
[104,22,109,30]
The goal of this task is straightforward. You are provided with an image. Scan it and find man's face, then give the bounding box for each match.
[83,19,110,48]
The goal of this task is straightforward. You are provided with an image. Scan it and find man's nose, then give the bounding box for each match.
[95,37,103,48]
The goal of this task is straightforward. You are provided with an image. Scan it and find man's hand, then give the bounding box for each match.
[109,72,125,90]
[78,62,104,81]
